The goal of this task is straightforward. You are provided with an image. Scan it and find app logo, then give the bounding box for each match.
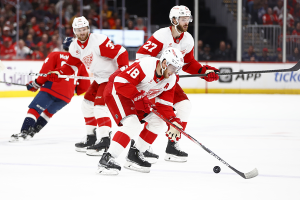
[218,67,232,83]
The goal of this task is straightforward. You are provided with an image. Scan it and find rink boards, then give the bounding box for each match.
[0,60,300,97]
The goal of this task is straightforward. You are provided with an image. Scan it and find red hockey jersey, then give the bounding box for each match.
[36,51,90,103]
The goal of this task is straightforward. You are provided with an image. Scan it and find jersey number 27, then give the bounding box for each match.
[143,41,157,52]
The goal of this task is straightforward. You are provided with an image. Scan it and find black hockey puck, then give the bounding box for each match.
[213,166,221,173]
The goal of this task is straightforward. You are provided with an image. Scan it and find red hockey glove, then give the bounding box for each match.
[47,71,60,82]
[166,117,183,142]
[26,80,41,92]
[132,90,152,114]
[201,65,220,82]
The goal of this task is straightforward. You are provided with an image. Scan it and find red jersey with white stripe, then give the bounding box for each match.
[60,33,129,84]
[136,26,203,74]
[36,51,90,103]
[114,57,177,119]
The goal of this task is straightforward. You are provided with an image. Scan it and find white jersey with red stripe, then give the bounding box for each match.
[67,33,128,84]
[136,26,203,75]
[114,57,176,109]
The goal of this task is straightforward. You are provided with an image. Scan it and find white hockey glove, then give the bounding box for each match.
[166,117,183,142]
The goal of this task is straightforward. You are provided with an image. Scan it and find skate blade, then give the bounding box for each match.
[9,137,24,143]
[144,157,158,164]
[96,166,119,175]
[86,149,105,156]
[75,147,87,152]
[124,161,150,173]
[164,154,187,162]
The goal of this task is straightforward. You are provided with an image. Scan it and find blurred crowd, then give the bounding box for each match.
[0,0,148,60]
[197,40,236,61]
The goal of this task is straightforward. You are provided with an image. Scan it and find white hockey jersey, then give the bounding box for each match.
[62,33,128,84]
[136,26,203,75]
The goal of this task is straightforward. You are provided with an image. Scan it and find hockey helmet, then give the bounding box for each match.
[72,16,90,34]
[169,5,193,25]
[62,37,74,51]
[160,47,184,74]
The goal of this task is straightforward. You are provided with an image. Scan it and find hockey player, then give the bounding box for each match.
[46,16,129,155]
[135,5,220,162]
[10,37,90,142]
[97,47,184,175]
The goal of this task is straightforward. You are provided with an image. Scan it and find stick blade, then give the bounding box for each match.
[244,168,259,179]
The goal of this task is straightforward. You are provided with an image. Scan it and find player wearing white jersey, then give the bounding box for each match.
[47,16,129,155]
[97,48,184,175]
[135,5,220,162]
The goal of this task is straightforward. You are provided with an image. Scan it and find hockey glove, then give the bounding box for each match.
[166,117,183,142]
[200,65,220,82]
[26,80,41,92]
[47,71,60,82]
[132,90,152,114]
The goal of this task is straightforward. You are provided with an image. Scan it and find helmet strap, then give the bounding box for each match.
[171,18,182,35]
[160,60,167,75]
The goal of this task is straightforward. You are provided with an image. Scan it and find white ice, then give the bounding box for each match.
[0,94,299,200]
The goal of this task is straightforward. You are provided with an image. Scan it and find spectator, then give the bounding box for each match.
[242,45,258,61]
[214,41,230,61]
[197,40,204,60]
[0,37,16,59]
[47,35,58,52]
[288,47,300,61]
[125,20,134,30]
[20,0,33,16]
[115,18,123,30]
[258,48,273,61]
[262,7,278,25]
[2,26,12,42]
[247,0,254,15]
[292,22,300,35]
[226,42,236,61]
[257,1,268,24]
[134,17,147,33]
[278,9,295,28]
[25,34,36,49]
[274,52,283,62]
[199,44,213,61]
[31,45,45,60]
[101,3,112,19]
[15,39,32,59]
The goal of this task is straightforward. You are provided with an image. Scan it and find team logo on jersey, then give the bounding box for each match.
[168,43,172,47]
[82,53,93,68]
[176,39,179,43]
[76,50,80,55]
[164,83,169,89]
[181,49,187,55]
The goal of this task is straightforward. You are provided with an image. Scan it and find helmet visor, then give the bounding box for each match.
[167,64,181,73]
[179,16,193,23]
[74,27,89,34]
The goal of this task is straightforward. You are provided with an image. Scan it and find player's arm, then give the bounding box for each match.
[27,53,58,92]
[99,38,129,70]
[114,63,151,113]
[183,47,220,82]
[75,64,91,95]
[136,36,164,59]
[156,85,183,142]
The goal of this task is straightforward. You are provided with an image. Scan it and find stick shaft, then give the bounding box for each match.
[0,81,26,86]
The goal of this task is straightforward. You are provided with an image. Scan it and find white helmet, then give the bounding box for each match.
[169,5,193,25]
[160,47,184,74]
[72,16,90,34]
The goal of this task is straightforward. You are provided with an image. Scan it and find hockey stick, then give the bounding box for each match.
[179,60,300,78]
[151,109,258,179]
[17,72,94,80]
[0,81,26,86]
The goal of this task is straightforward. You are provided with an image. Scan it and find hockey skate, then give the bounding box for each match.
[97,152,121,175]
[164,140,188,162]
[124,140,151,173]
[86,131,111,156]
[9,127,36,142]
[131,139,159,164]
[75,128,97,152]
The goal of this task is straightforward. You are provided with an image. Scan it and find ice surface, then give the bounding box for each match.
[0,94,299,200]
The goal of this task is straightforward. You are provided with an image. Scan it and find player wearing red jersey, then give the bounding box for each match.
[135,5,220,162]
[10,37,90,142]
[47,17,129,155]
[97,48,184,175]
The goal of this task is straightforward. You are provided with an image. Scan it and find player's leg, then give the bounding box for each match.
[75,81,98,152]
[165,82,191,162]
[97,83,150,175]
[29,98,68,139]
[86,82,112,156]
[10,91,54,142]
